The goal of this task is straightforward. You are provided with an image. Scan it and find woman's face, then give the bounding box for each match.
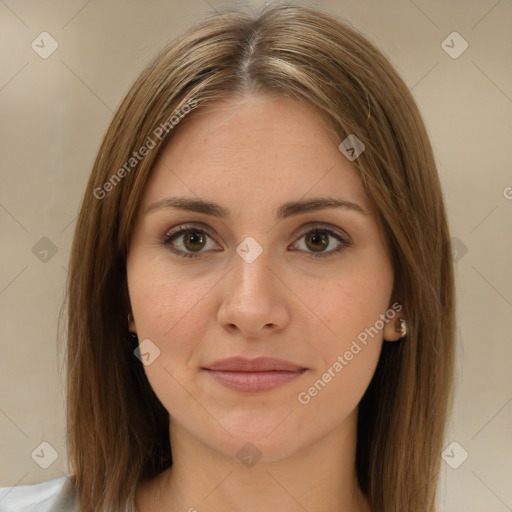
[126,93,399,462]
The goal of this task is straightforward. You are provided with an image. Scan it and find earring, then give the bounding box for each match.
[396,318,407,339]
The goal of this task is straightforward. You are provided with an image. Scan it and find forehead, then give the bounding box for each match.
[141,93,371,214]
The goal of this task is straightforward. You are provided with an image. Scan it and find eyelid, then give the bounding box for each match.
[291,222,352,244]
[164,221,217,238]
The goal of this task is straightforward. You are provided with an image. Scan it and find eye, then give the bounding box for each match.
[162,225,221,259]
[290,225,351,259]
[162,223,351,259]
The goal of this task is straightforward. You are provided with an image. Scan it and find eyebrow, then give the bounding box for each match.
[145,196,367,219]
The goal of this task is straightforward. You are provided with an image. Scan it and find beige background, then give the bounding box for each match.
[1,0,511,510]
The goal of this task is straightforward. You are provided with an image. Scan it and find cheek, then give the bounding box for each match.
[126,257,216,417]
[295,337,382,434]
[127,253,216,340]
[296,279,386,408]
[292,264,390,412]
[294,261,393,349]
[126,255,221,406]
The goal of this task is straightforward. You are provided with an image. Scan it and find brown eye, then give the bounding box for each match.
[182,231,207,252]
[304,231,329,252]
[163,226,220,258]
[291,226,351,259]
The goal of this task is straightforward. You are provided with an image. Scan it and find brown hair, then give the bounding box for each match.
[65,3,455,511]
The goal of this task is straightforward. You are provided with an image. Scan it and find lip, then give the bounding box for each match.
[202,357,307,393]
[204,356,306,372]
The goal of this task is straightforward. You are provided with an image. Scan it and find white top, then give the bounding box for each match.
[0,476,137,512]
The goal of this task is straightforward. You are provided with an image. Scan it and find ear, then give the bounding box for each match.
[128,312,137,334]
[383,303,407,342]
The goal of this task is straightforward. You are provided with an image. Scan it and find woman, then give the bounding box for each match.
[0,2,455,511]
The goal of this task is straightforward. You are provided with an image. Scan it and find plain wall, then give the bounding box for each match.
[0,1,511,510]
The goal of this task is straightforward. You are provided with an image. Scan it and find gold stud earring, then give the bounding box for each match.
[396,318,407,339]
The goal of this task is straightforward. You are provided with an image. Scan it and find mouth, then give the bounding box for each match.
[202,357,307,393]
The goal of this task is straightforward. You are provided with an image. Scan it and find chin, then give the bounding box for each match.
[201,412,315,464]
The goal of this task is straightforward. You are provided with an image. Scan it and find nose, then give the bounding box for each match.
[216,249,291,338]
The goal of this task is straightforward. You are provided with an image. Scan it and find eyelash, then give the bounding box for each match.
[162,223,351,260]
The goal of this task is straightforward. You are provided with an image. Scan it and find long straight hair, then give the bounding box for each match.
[66,3,455,511]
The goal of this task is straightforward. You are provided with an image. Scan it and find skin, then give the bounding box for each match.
[127,93,406,512]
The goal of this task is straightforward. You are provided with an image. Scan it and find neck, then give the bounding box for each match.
[136,409,370,512]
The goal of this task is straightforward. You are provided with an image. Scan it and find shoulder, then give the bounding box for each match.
[0,476,78,512]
